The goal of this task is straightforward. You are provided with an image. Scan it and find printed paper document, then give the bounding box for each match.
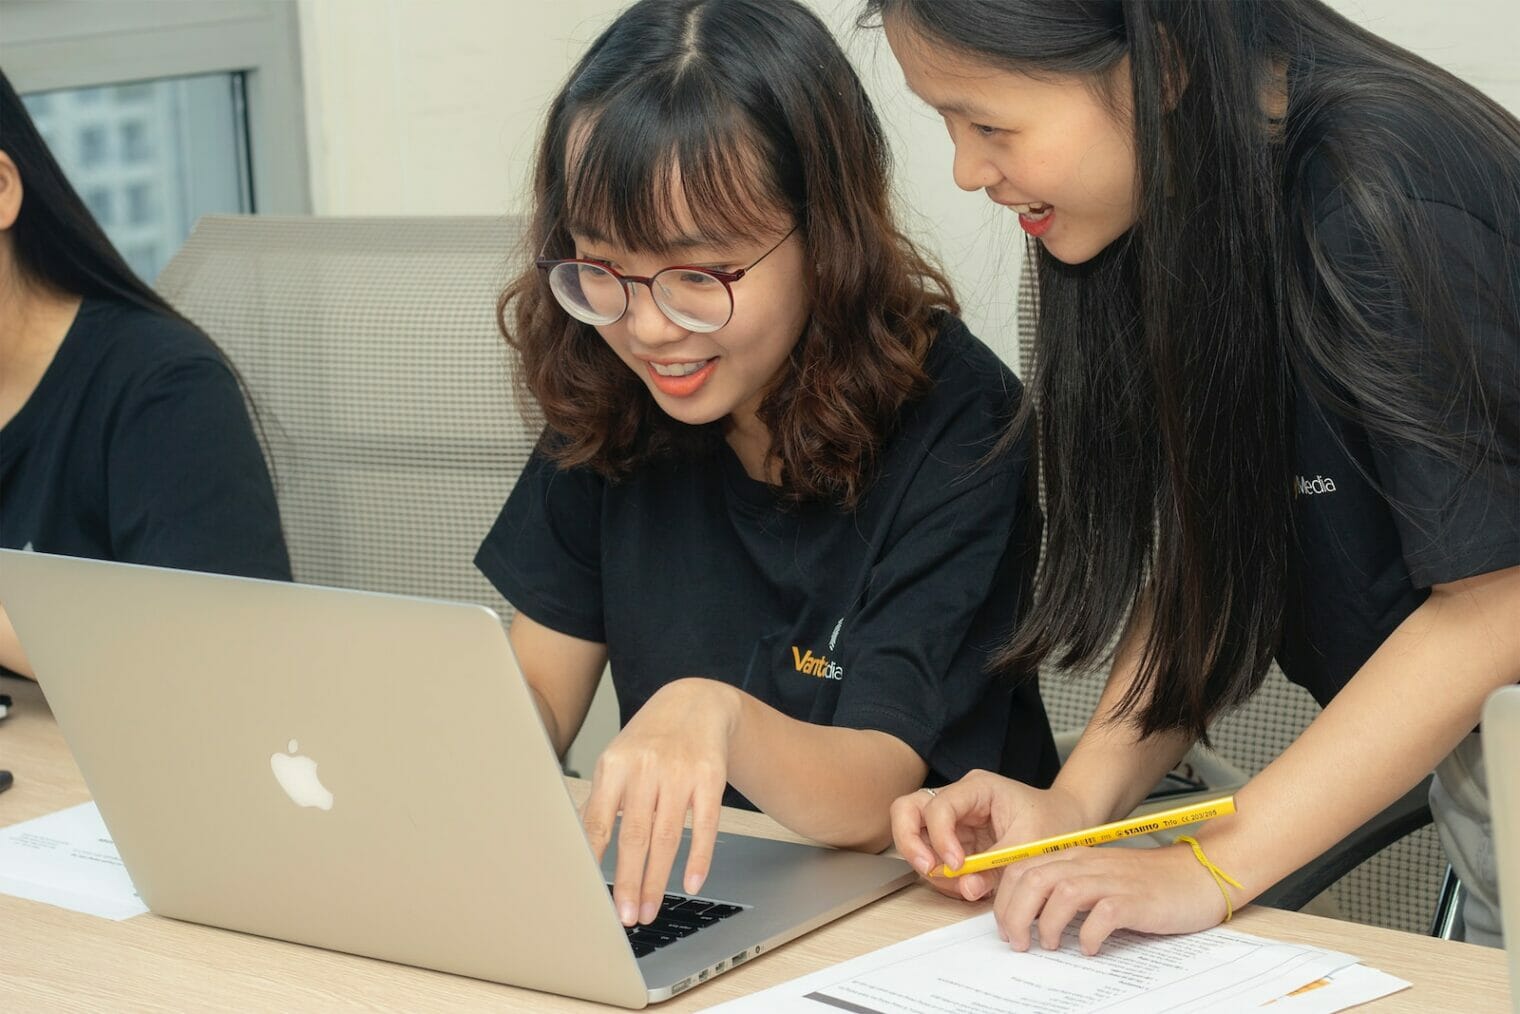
[708,912,1409,1013]
[0,802,147,920]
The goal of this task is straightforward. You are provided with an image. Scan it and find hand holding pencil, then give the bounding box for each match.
[889,772,1101,902]
[892,772,1249,954]
[931,795,1237,878]
[890,772,1234,903]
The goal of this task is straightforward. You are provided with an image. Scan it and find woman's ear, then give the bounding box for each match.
[0,151,23,231]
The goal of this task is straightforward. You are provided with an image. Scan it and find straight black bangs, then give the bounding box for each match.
[559,69,794,257]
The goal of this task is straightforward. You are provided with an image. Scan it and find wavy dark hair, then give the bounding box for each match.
[865,0,1520,740]
[500,0,956,508]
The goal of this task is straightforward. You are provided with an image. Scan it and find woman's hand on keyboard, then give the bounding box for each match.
[581,677,741,927]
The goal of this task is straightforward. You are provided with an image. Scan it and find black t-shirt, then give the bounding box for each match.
[1277,105,1520,706]
[477,315,1059,802]
[0,298,290,582]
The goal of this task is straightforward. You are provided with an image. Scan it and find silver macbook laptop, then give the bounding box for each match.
[1482,685,1519,1012]
[0,550,914,1008]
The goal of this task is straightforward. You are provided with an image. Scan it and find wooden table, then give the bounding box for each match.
[1,674,1511,1012]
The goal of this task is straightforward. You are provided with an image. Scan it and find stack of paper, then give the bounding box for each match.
[708,911,1409,1013]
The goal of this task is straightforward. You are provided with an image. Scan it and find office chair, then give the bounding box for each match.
[156,214,535,616]
[1012,253,1461,938]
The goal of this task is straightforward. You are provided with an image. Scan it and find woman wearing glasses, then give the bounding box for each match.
[476,0,1058,930]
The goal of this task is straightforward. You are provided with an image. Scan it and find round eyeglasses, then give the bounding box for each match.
[536,226,797,334]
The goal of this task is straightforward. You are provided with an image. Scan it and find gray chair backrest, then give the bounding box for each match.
[155,214,539,620]
[1015,251,1443,934]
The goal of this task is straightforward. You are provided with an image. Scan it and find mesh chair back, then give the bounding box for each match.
[155,215,538,620]
[1014,251,1443,933]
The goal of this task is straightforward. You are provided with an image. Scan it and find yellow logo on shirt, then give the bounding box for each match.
[790,645,845,681]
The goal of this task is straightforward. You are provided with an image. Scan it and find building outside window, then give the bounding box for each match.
[22,74,254,284]
[4,0,309,281]
[78,125,108,168]
[120,121,151,164]
[83,187,114,225]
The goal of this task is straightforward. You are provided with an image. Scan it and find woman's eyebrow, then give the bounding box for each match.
[933,98,998,121]
[940,99,992,118]
[902,80,996,121]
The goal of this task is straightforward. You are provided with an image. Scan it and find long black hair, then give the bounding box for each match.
[0,69,191,321]
[2,67,280,475]
[864,0,1520,740]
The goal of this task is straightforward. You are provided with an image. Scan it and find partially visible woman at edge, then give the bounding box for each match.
[477,0,1058,930]
[871,0,1520,951]
[0,69,290,678]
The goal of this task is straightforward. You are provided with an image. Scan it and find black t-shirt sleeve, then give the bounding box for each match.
[475,439,606,642]
[1316,199,1520,587]
[107,355,291,580]
[832,441,1030,767]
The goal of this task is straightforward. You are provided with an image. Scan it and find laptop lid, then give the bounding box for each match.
[0,551,913,1007]
[1481,685,1519,1012]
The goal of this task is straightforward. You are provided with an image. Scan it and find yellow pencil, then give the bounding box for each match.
[932,795,1237,878]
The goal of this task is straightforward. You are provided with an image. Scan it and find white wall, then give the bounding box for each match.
[296,1,602,216]
[1328,0,1520,113]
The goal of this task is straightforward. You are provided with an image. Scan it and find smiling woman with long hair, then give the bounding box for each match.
[476,0,1059,931]
[871,0,1520,952]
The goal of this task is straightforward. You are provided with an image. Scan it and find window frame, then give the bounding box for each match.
[1,0,311,215]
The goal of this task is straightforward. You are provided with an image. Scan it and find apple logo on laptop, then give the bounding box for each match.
[270,739,334,810]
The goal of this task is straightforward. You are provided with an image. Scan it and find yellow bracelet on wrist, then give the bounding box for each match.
[1175,835,1245,922]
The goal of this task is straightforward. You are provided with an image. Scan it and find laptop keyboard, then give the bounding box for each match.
[607,887,745,958]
